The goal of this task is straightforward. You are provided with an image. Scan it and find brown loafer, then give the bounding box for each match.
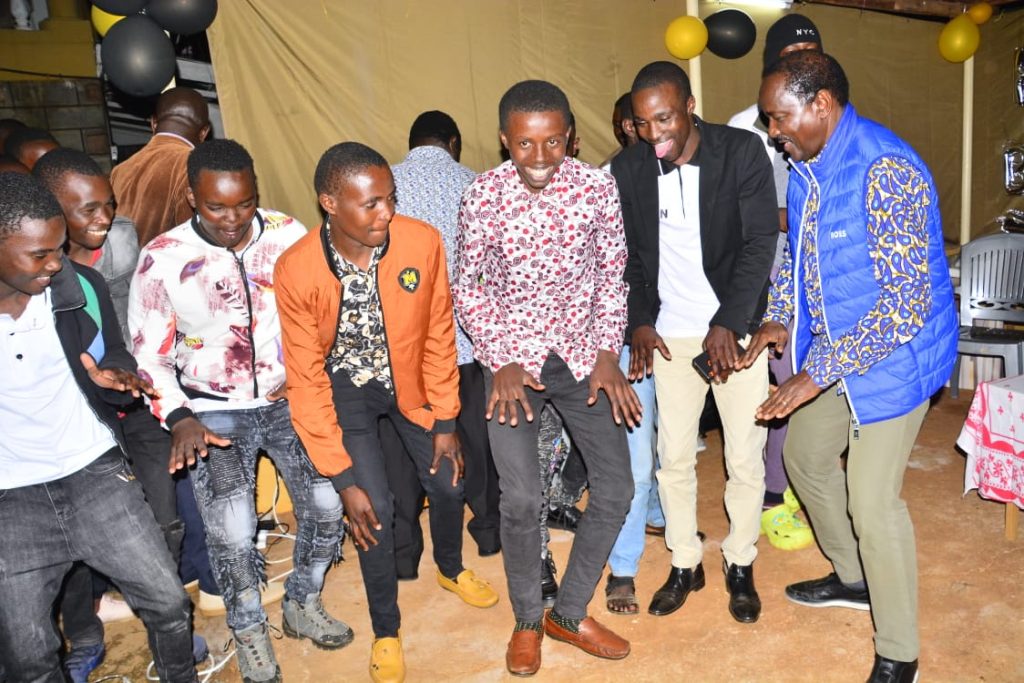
[506,629,543,676]
[543,614,630,659]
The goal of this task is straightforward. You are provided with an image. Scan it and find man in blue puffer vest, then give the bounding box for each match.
[738,51,957,683]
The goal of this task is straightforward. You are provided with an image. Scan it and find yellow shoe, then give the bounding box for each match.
[760,505,815,551]
[436,568,499,608]
[370,637,405,683]
[196,581,286,616]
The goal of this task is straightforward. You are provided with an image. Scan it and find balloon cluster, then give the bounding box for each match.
[91,0,219,97]
[938,2,992,63]
[665,9,757,61]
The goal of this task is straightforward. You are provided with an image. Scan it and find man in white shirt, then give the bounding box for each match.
[0,172,196,682]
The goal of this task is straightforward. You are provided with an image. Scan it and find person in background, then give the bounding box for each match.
[384,110,502,578]
[110,87,211,248]
[743,50,957,683]
[3,126,57,170]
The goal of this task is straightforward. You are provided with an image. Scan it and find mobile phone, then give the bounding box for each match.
[692,342,746,382]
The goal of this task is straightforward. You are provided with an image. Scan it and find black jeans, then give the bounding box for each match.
[484,354,632,623]
[330,374,465,638]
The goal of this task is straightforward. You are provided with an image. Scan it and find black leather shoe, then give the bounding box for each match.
[725,562,761,623]
[647,564,705,616]
[867,655,919,683]
[541,553,558,609]
[546,504,583,533]
[786,573,870,611]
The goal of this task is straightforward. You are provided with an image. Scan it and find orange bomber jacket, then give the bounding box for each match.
[274,215,461,488]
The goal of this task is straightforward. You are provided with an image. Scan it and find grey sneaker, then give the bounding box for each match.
[233,622,281,683]
[282,594,355,650]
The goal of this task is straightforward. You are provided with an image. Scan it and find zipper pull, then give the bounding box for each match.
[852,419,860,441]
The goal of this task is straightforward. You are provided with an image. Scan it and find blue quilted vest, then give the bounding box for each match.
[786,105,958,426]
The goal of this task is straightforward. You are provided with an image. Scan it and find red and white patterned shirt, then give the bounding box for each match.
[454,157,628,382]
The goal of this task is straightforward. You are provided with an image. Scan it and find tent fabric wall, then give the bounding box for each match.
[208,1,989,240]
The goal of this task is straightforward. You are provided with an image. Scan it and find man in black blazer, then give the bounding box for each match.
[610,61,778,623]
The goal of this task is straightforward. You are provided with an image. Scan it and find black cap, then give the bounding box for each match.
[763,15,823,69]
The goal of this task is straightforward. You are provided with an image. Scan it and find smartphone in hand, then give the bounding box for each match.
[692,342,746,382]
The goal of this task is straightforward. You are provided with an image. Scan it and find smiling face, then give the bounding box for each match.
[758,72,830,163]
[632,82,698,166]
[500,110,570,192]
[52,172,115,253]
[319,164,396,263]
[0,215,66,301]
[187,169,257,251]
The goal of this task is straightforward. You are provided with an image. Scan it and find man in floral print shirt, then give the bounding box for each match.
[129,140,350,683]
[454,80,640,677]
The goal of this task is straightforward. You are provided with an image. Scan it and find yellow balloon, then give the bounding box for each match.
[664,16,708,61]
[91,4,126,38]
[938,14,981,63]
[967,2,993,25]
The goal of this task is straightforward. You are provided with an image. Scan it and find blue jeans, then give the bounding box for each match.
[191,400,343,632]
[608,346,661,577]
[0,449,195,683]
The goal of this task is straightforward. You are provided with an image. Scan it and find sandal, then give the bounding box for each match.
[605,574,639,615]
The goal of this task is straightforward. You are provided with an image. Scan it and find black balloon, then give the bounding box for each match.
[93,0,148,14]
[146,0,218,36]
[705,9,756,59]
[101,14,176,97]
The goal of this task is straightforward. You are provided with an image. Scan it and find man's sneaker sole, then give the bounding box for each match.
[282,618,355,651]
[241,667,281,683]
[785,593,870,611]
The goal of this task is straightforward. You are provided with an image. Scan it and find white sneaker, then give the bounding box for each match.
[197,582,286,617]
[97,593,136,623]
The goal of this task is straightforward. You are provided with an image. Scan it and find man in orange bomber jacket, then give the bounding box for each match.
[274,141,496,683]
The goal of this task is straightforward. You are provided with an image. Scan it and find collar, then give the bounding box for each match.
[153,132,196,148]
[320,219,390,281]
[403,145,453,164]
[795,104,855,179]
[190,210,265,254]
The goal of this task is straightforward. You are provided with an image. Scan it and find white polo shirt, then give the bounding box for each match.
[0,290,117,489]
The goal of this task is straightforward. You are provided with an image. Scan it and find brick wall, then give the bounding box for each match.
[0,78,112,172]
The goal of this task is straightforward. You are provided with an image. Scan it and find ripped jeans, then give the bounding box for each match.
[191,400,343,632]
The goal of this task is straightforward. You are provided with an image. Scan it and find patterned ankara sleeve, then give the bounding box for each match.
[590,179,629,356]
[453,185,510,374]
[763,247,794,327]
[804,156,933,388]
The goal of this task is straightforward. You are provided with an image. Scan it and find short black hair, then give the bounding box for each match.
[0,171,62,240]
[187,139,255,188]
[498,80,571,132]
[32,148,104,195]
[614,92,633,120]
[3,127,57,160]
[314,142,389,196]
[409,110,461,150]
[0,118,26,134]
[763,50,849,107]
[631,61,692,100]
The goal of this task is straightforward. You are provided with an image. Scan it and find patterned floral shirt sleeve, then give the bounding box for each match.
[590,178,628,355]
[804,156,933,387]
[763,244,794,327]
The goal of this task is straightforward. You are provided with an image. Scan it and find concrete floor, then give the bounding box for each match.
[96,391,1024,682]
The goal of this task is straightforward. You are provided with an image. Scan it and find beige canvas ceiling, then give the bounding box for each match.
[207,0,1024,241]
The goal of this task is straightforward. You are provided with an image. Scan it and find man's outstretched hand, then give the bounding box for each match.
[80,352,158,399]
[168,416,231,472]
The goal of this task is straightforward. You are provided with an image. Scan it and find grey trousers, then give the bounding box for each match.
[484,354,632,622]
[784,387,928,662]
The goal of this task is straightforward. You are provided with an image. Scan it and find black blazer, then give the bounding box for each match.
[611,118,779,339]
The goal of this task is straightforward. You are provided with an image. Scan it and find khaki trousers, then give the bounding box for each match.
[784,387,928,661]
[654,336,768,569]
